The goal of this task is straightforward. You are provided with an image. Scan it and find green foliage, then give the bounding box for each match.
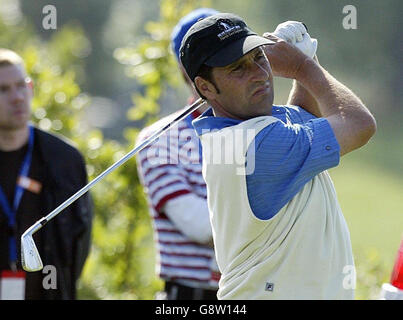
[77,133,160,299]
[330,150,403,300]
[0,0,159,299]
[354,249,391,300]
[0,9,84,137]
[115,0,211,123]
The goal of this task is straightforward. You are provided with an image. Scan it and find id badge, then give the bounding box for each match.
[0,270,25,300]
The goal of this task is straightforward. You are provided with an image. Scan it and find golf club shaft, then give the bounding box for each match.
[26,98,206,236]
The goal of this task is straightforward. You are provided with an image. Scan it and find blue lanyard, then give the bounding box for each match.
[0,125,34,268]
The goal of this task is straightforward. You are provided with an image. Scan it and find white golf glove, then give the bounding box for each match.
[270,21,318,58]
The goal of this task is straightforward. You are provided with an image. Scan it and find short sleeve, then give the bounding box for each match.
[246,117,340,220]
[284,105,317,124]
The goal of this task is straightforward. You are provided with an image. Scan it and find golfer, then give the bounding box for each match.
[180,13,376,299]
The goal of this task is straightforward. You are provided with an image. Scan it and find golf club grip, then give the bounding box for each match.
[30,98,206,232]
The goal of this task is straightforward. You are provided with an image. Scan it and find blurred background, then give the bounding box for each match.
[0,0,401,299]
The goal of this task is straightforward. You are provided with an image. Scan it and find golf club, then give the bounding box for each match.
[21,97,206,272]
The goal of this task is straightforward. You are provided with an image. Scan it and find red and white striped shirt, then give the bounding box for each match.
[136,106,219,289]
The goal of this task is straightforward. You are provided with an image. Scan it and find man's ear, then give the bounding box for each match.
[194,76,218,100]
[25,77,34,98]
[26,78,33,90]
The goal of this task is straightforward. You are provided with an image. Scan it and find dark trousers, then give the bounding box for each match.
[165,281,218,300]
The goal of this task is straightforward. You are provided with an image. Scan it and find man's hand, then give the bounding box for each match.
[263,34,313,79]
[268,21,318,58]
[271,21,306,43]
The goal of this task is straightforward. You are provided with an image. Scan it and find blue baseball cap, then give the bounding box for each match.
[171,8,219,61]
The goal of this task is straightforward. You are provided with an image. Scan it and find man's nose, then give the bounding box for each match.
[251,61,270,81]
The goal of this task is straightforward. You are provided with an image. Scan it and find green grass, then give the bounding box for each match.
[331,159,402,263]
[329,128,403,299]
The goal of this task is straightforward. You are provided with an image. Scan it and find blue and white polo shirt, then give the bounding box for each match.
[192,105,355,300]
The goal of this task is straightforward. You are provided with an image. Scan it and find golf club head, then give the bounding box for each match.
[21,232,43,272]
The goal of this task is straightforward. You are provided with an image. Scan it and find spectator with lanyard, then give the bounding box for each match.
[0,48,93,299]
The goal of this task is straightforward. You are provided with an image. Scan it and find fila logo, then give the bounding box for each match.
[265,282,274,292]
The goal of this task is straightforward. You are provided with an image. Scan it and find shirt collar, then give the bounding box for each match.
[192,108,242,136]
[192,106,284,136]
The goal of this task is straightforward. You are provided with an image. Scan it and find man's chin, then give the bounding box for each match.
[3,118,30,131]
[249,98,274,118]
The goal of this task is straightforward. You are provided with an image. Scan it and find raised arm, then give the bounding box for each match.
[296,58,376,156]
[264,36,376,157]
[287,56,321,118]
[270,21,321,117]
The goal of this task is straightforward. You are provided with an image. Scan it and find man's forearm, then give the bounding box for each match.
[295,58,376,155]
[164,194,213,246]
[287,55,321,117]
[295,59,365,118]
[287,79,321,117]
